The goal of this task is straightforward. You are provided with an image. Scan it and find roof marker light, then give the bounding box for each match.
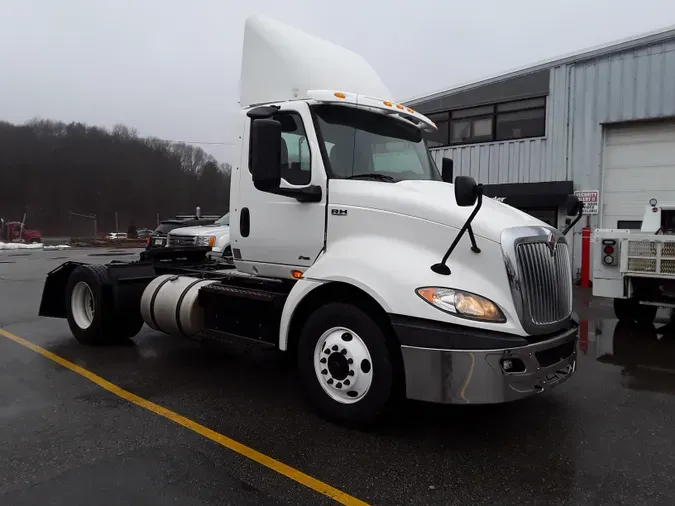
[395,104,404,110]
[334,92,346,99]
[406,107,415,113]
[383,100,392,106]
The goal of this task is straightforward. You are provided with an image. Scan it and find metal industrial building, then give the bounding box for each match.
[406,26,675,280]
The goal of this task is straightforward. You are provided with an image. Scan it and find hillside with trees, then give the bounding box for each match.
[0,119,231,236]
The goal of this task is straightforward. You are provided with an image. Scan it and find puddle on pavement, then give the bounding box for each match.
[579,314,675,395]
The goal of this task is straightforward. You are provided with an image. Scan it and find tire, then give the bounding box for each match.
[297,302,399,427]
[635,304,658,325]
[613,298,657,326]
[222,246,233,265]
[65,265,143,345]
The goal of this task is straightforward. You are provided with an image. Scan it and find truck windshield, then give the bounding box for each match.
[214,213,230,226]
[155,222,181,234]
[312,104,441,182]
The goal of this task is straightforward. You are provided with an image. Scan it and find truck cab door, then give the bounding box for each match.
[232,102,327,279]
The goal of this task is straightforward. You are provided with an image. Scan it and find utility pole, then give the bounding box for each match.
[69,211,97,238]
[19,213,26,242]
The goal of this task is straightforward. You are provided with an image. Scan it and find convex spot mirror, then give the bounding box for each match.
[565,195,583,216]
[454,175,479,207]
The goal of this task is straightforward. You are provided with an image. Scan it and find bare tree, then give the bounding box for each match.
[0,119,231,236]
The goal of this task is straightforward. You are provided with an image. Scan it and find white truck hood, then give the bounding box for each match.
[330,179,547,242]
[169,225,230,237]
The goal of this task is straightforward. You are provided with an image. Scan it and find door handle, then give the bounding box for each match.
[240,208,250,237]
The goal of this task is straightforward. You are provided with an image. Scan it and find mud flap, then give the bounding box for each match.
[38,261,84,318]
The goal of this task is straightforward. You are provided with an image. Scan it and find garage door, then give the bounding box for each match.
[602,121,675,229]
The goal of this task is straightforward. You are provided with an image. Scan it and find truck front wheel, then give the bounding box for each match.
[297,302,399,427]
[613,298,657,325]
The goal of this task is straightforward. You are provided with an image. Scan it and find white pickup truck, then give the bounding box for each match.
[167,213,231,257]
[593,197,675,324]
[38,15,582,426]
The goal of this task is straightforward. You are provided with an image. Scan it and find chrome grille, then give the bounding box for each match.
[501,226,574,335]
[516,242,572,325]
[168,235,197,247]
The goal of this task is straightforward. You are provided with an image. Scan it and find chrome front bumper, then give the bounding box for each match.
[398,322,578,404]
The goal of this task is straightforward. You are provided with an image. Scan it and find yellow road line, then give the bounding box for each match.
[0,328,369,506]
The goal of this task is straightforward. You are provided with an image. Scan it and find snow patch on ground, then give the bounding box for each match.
[0,242,70,251]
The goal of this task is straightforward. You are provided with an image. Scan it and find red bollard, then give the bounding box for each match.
[580,226,591,288]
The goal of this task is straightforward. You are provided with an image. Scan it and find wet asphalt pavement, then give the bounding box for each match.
[1,248,675,505]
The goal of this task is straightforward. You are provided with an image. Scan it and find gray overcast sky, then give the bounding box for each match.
[1,0,674,164]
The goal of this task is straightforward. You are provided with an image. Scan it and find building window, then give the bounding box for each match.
[424,112,449,147]
[495,98,546,141]
[421,97,546,147]
[450,105,493,145]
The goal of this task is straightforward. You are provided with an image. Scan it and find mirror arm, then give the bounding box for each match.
[562,203,584,236]
[466,224,481,253]
[431,190,483,275]
[267,185,322,203]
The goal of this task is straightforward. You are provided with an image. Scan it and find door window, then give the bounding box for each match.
[248,112,312,186]
[276,113,311,185]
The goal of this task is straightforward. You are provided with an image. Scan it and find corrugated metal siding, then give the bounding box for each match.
[430,66,571,184]
[429,37,675,279]
[566,39,675,277]
[431,138,549,183]
[569,40,675,195]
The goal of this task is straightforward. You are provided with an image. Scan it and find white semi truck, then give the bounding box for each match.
[38,16,582,426]
[593,197,675,324]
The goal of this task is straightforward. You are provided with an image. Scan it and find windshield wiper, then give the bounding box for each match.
[345,174,396,182]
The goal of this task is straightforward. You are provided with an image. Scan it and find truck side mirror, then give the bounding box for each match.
[565,195,583,216]
[454,175,479,207]
[441,158,453,183]
[250,119,282,192]
[562,195,584,236]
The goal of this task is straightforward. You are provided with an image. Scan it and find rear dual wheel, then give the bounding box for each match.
[65,265,144,345]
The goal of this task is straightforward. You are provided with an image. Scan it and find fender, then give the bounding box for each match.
[278,275,392,351]
[278,234,525,350]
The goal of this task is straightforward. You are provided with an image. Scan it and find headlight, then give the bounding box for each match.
[196,236,216,247]
[415,287,506,323]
